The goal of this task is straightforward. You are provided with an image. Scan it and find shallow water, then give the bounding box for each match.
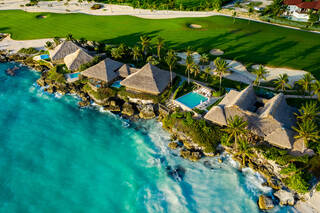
[0,62,294,213]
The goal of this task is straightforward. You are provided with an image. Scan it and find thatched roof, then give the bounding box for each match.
[117,64,139,78]
[64,49,93,71]
[49,41,81,62]
[81,58,123,83]
[204,86,296,150]
[227,84,256,111]
[120,63,175,95]
[204,106,227,126]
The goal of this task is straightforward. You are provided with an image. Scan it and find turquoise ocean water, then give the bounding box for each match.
[0,62,294,213]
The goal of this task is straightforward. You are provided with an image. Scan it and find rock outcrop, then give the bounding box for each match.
[274,190,295,206]
[122,102,135,117]
[258,195,274,210]
[139,104,155,119]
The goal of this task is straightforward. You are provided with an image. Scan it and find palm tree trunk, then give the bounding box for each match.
[170,67,173,86]
[188,71,190,84]
[219,75,222,91]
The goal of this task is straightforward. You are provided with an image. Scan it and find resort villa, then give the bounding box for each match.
[284,0,320,21]
[49,40,93,71]
[120,63,176,95]
[204,85,303,151]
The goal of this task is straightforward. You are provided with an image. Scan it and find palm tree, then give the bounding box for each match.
[204,66,211,80]
[146,56,159,65]
[200,53,209,65]
[78,37,87,46]
[296,73,315,96]
[139,35,151,57]
[274,74,291,92]
[312,80,320,100]
[155,37,165,60]
[191,64,200,78]
[236,139,255,166]
[295,101,320,121]
[111,48,122,59]
[132,46,142,62]
[252,65,268,86]
[185,55,194,84]
[53,37,61,46]
[293,120,320,151]
[232,11,237,24]
[66,33,73,41]
[165,50,177,86]
[223,115,248,150]
[214,57,229,91]
[45,41,53,49]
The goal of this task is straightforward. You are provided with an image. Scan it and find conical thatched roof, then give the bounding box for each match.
[81,58,123,83]
[64,49,93,71]
[120,63,175,95]
[49,41,81,62]
[117,64,139,78]
[264,128,294,149]
[204,106,227,126]
[228,84,256,111]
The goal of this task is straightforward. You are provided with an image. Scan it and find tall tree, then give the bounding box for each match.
[191,63,200,78]
[236,139,255,166]
[223,115,248,150]
[165,50,177,86]
[274,73,291,92]
[295,101,320,121]
[132,46,142,61]
[185,54,194,84]
[293,120,320,151]
[139,35,151,57]
[296,73,315,96]
[204,66,212,80]
[312,80,320,101]
[155,37,165,60]
[146,56,159,65]
[252,65,268,86]
[200,53,209,65]
[214,57,229,91]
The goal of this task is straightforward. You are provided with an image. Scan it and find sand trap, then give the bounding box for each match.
[252,65,311,86]
[210,49,224,56]
[36,15,47,19]
[0,34,53,53]
[189,24,202,29]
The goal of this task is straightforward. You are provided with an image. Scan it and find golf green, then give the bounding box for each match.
[0,10,319,77]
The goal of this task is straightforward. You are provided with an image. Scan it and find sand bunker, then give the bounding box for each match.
[189,24,202,29]
[36,15,47,19]
[210,49,224,56]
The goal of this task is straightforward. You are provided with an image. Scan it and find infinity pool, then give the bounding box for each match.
[111,80,122,88]
[176,92,208,109]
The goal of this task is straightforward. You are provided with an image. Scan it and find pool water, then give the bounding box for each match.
[176,92,208,109]
[69,72,80,79]
[40,54,50,60]
[111,80,122,88]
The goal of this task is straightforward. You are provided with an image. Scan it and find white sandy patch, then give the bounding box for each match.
[0,0,219,19]
[210,49,224,56]
[0,34,53,53]
[189,24,202,29]
[252,65,311,86]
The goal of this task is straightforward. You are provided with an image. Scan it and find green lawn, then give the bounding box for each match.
[0,10,319,78]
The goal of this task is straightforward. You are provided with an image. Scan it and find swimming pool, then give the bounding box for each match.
[40,54,50,60]
[69,72,80,79]
[111,80,122,88]
[175,92,208,109]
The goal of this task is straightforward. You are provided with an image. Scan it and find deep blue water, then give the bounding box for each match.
[0,62,294,213]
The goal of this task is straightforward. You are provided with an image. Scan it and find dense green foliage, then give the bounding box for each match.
[93,0,230,11]
[18,47,38,54]
[46,67,65,84]
[162,111,222,153]
[1,10,320,77]
[83,84,117,100]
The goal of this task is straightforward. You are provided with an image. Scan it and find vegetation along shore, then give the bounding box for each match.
[1,29,320,211]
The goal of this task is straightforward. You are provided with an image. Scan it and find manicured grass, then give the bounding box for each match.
[0,10,319,78]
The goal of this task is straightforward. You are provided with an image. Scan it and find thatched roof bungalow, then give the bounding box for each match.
[81,58,124,83]
[204,85,297,150]
[49,41,82,63]
[120,63,175,95]
[64,49,93,71]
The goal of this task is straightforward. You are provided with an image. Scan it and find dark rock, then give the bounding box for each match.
[258,195,274,210]
[166,165,185,182]
[168,142,179,149]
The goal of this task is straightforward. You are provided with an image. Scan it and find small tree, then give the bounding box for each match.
[155,37,165,60]
[53,37,61,46]
[204,66,211,80]
[232,11,237,24]
[45,41,53,49]
[139,35,151,57]
[252,65,268,86]
[295,101,320,121]
[274,73,291,92]
[132,46,142,62]
[296,73,315,97]
[200,53,209,65]
[146,56,159,65]
[312,80,320,100]
[66,33,74,41]
[223,115,248,150]
[293,120,320,151]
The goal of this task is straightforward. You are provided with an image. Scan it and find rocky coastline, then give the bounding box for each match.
[0,51,316,212]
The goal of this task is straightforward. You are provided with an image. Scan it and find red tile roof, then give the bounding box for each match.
[284,0,320,9]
